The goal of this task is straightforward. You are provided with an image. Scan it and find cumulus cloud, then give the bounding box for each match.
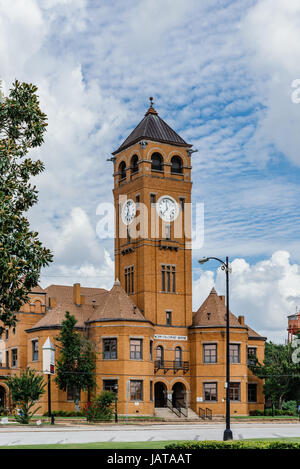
[194,251,300,343]
[0,1,299,341]
[242,0,300,166]
[39,207,114,290]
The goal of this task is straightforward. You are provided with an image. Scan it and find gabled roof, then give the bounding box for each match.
[112,102,192,155]
[45,284,107,306]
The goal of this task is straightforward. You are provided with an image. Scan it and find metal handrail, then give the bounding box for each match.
[199,407,206,420]
[166,399,181,418]
[206,408,212,420]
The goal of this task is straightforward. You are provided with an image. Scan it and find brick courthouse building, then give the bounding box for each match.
[0,102,265,417]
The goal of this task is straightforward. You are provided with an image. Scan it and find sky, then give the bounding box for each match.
[1,0,300,343]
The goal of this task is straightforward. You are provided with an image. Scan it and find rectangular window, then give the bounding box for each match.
[6,350,9,367]
[150,341,153,361]
[166,311,172,326]
[248,347,257,365]
[125,266,134,294]
[179,197,185,212]
[203,344,217,363]
[150,381,153,402]
[103,338,117,360]
[230,344,240,364]
[230,382,240,401]
[103,380,118,394]
[150,194,156,205]
[135,194,140,204]
[11,349,18,368]
[161,265,176,293]
[32,340,39,361]
[5,329,8,340]
[130,339,143,360]
[204,382,217,401]
[130,380,143,401]
[165,223,171,240]
[67,386,81,402]
[248,383,257,402]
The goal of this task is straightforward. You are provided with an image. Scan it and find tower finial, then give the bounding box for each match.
[145,96,158,116]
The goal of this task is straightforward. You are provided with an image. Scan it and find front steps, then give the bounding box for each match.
[155,407,200,421]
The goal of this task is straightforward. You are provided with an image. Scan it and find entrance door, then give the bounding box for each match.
[154,382,167,407]
[0,386,6,409]
[172,382,186,408]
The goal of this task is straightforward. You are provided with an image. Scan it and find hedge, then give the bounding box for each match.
[165,441,300,450]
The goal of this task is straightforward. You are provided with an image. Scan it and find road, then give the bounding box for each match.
[0,423,300,446]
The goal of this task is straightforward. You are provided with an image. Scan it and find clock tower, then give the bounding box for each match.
[112,99,193,331]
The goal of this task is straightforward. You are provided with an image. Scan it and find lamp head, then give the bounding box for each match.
[198,257,209,265]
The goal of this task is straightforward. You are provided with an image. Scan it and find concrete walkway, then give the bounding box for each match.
[0,423,300,446]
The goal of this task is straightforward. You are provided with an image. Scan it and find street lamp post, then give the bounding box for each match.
[198,256,233,441]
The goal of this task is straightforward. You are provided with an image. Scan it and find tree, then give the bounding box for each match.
[7,368,46,424]
[249,341,300,409]
[55,312,96,411]
[0,80,53,332]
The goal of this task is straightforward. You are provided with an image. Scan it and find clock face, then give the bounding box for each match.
[157,195,178,222]
[121,199,136,225]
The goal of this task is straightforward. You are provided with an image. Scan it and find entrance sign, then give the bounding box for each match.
[154,334,187,341]
[42,337,55,375]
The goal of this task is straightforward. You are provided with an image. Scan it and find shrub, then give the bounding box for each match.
[249,409,264,416]
[83,391,115,422]
[282,401,297,414]
[43,410,83,417]
[165,441,300,450]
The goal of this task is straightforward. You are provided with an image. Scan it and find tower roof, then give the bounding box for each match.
[112,98,192,155]
[192,287,264,339]
[193,287,242,328]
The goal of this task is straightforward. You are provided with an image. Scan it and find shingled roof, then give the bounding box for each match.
[88,279,147,323]
[112,101,192,155]
[192,287,264,339]
[26,280,148,332]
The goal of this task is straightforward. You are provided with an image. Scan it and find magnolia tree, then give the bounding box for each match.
[0,80,52,332]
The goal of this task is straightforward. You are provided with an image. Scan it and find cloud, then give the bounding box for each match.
[0,0,300,341]
[193,251,300,343]
[242,0,300,166]
[39,207,114,289]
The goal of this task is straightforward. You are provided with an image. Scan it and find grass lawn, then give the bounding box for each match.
[0,440,176,450]
[1,437,300,450]
[232,415,299,420]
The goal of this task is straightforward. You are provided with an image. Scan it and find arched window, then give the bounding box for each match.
[119,161,126,180]
[156,346,164,366]
[151,152,163,172]
[131,154,139,174]
[175,346,182,368]
[171,155,183,174]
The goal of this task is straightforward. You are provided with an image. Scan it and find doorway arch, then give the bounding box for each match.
[172,382,186,408]
[154,382,167,408]
[0,385,6,409]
